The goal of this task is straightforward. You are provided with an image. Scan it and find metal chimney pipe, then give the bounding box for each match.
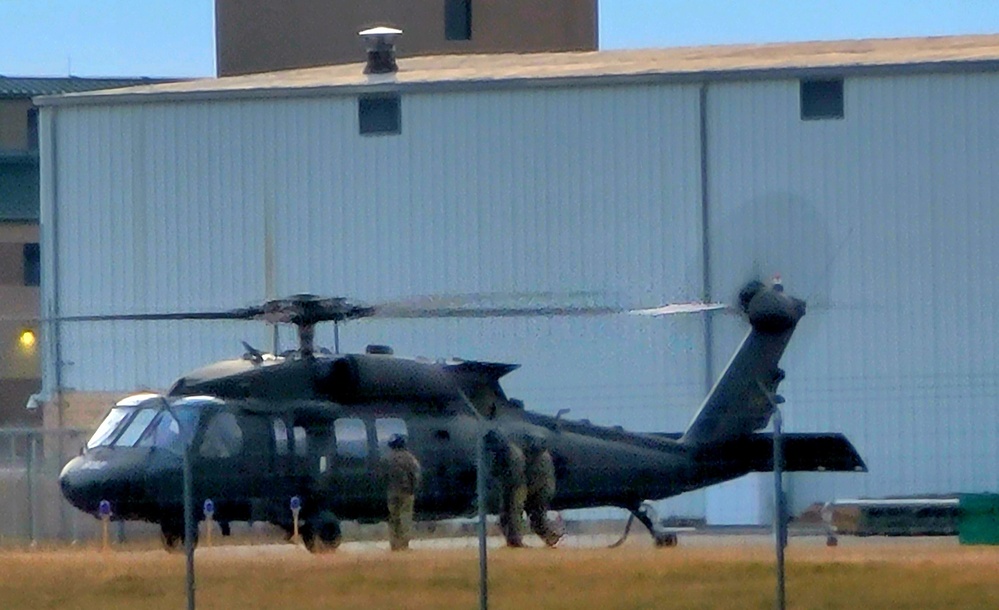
[359,26,403,74]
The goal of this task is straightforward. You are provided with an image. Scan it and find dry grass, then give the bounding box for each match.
[2,539,998,610]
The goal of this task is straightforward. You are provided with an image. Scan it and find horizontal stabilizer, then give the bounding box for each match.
[744,433,867,472]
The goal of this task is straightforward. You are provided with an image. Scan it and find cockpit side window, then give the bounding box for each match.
[136,408,196,452]
[199,412,244,459]
[113,408,158,447]
[87,406,136,449]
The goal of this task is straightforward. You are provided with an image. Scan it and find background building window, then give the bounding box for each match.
[23,243,40,286]
[359,95,401,135]
[26,108,39,150]
[445,0,472,41]
[800,79,844,120]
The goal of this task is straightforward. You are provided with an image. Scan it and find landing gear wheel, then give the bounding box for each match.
[160,520,198,552]
[654,532,678,548]
[303,512,342,553]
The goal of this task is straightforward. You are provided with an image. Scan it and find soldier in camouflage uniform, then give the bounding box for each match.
[523,434,562,547]
[486,432,527,547]
[384,434,421,551]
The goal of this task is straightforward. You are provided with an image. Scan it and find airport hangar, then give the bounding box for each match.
[35,34,999,525]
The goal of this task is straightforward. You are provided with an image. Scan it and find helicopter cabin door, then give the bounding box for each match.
[322,417,377,516]
[285,413,336,507]
[194,409,254,508]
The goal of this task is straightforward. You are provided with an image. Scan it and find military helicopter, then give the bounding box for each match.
[57,279,865,551]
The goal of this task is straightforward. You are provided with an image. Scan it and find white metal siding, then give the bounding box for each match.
[45,69,999,520]
[46,83,712,515]
[706,72,999,511]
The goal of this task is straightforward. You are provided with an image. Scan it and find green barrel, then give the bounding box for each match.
[958,493,999,545]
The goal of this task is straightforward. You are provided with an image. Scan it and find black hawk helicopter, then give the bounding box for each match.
[57,279,865,550]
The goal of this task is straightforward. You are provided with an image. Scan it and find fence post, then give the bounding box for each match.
[58,429,69,540]
[27,433,37,544]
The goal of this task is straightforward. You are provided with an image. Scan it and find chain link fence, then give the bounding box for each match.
[0,428,163,545]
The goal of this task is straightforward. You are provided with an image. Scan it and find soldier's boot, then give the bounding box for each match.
[533,517,564,547]
[542,526,563,547]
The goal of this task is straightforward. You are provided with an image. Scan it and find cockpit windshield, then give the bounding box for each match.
[87,393,163,449]
[85,393,203,452]
[86,406,136,449]
[114,408,159,447]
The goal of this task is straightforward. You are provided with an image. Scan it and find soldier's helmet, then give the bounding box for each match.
[388,434,407,450]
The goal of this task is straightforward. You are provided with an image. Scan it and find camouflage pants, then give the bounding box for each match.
[499,485,527,547]
[526,490,562,547]
[387,493,415,551]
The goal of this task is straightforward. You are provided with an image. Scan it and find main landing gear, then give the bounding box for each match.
[632,502,679,547]
[160,519,198,552]
[300,511,343,553]
[609,502,679,548]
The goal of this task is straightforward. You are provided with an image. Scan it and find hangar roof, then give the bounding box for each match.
[37,33,999,106]
[0,76,171,99]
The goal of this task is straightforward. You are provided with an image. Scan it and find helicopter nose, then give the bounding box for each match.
[59,453,147,516]
[59,456,105,513]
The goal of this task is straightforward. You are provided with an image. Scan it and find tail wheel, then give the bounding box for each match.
[654,532,678,548]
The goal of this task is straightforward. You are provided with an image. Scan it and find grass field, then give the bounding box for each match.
[2,537,998,610]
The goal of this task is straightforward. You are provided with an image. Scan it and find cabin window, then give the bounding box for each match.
[114,408,158,447]
[375,418,408,454]
[292,426,308,458]
[273,419,289,455]
[335,418,368,460]
[199,412,243,458]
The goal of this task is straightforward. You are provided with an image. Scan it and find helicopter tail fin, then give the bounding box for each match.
[679,281,805,446]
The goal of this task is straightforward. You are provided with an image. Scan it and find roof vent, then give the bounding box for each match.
[366,344,395,355]
[359,26,403,74]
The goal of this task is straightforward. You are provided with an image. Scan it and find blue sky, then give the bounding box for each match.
[1,1,997,77]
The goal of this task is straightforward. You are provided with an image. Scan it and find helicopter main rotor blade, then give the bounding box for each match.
[629,302,729,316]
[54,309,264,323]
[368,303,628,319]
[8,291,727,326]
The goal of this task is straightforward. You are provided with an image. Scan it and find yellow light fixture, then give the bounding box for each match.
[19,329,36,349]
